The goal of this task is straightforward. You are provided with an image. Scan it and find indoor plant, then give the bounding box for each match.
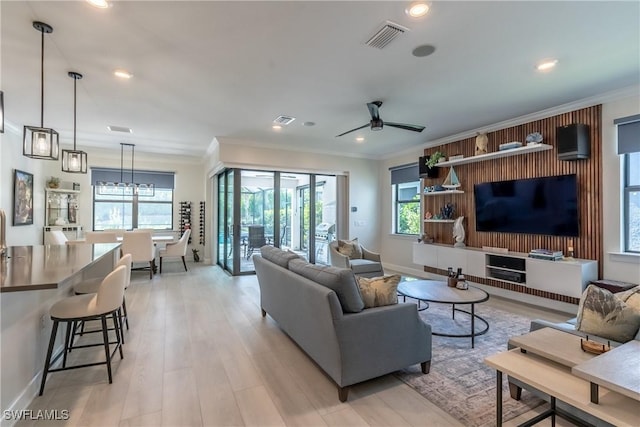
[426,151,445,168]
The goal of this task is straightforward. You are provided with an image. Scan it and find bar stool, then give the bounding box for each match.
[74,254,132,334]
[39,265,127,396]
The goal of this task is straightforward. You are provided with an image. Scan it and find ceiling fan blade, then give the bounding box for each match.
[335,123,370,137]
[366,101,382,121]
[385,122,426,133]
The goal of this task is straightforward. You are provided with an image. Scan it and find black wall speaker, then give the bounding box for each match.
[556,124,590,160]
[419,155,439,178]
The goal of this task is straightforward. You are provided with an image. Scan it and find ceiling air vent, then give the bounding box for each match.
[273,115,296,126]
[365,21,409,49]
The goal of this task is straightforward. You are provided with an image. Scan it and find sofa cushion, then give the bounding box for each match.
[337,238,363,259]
[356,274,401,308]
[260,245,300,268]
[349,259,383,274]
[288,258,364,313]
[576,284,640,343]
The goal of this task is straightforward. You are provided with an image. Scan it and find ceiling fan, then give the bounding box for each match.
[336,101,425,137]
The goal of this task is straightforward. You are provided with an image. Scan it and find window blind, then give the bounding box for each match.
[91,168,175,189]
[390,163,419,185]
[614,114,640,155]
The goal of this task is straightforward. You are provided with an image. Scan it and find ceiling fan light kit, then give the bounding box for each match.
[23,21,59,161]
[336,101,425,137]
[62,72,88,174]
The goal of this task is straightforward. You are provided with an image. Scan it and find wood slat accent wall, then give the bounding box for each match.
[422,105,602,302]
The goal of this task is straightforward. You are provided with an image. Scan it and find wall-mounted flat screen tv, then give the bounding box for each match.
[474,174,579,237]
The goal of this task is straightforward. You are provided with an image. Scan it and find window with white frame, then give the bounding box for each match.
[390,163,421,235]
[615,115,640,253]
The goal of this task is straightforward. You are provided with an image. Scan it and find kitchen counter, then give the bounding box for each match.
[0,243,120,292]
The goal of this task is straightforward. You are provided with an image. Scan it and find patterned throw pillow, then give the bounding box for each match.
[576,284,640,343]
[617,285,640,311]
[357,274,401,308]
[337,238,363,259]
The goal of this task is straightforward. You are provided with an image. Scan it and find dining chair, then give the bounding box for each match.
[48,230,68,245]
[85,231,118,244]
[121,231,156,279]
[158,229,191,273]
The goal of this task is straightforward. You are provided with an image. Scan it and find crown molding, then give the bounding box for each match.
[380,85,640,160]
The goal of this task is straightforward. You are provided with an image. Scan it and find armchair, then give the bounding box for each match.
[158,229,191,273]
[329,239,383,278]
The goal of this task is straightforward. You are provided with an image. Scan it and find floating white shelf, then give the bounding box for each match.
[436,144,553,167]
[423,190,464,196]
[424,219,455,223]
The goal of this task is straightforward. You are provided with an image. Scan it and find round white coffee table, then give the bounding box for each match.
[398,279,490,348]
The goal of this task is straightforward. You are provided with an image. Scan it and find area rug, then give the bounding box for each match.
[395,297,545,427]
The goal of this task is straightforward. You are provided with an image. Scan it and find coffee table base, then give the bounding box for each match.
[430,304,489,348]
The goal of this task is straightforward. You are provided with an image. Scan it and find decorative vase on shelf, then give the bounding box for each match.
[475,132,489,155]
[47,177,60,189]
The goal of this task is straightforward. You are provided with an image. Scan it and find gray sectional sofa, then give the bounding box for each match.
[254,245,432,402]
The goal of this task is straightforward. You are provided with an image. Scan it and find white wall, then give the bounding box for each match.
[602,95,640,282]
[380,93,640,285]
[0,126,50,246]
[378,149,428,278]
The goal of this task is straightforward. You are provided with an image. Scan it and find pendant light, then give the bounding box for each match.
[23,21,59,160]
[61,72,88,173]
[97,143,154,197]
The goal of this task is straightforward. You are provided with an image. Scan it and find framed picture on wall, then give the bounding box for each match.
[13,169,34,226]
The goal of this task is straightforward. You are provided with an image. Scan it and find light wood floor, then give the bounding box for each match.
[20,263,575,427]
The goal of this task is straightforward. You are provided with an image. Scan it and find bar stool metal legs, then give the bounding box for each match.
[39,309,124,396]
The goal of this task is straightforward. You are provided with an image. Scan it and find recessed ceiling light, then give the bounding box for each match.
[272,125,282,130]
[355,136,365,143]
[406,2,430,18]
[536,59,558,71]
[114,69,133,79]
[87,0,109,8]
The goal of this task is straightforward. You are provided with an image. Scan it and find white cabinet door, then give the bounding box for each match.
[412,243,438,268]
[526,259,596,298]
[437,246,467,272]
[466,250,486,278]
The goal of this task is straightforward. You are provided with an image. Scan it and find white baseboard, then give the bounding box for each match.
[1,344,64,427]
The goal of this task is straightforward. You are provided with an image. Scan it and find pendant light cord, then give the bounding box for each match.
[73,75,77,150]
[40,28,44,127]
[120,143,124,183]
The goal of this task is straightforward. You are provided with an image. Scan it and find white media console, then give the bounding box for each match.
[412,243,597,299]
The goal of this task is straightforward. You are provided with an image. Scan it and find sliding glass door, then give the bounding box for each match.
[217,168,340,275]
